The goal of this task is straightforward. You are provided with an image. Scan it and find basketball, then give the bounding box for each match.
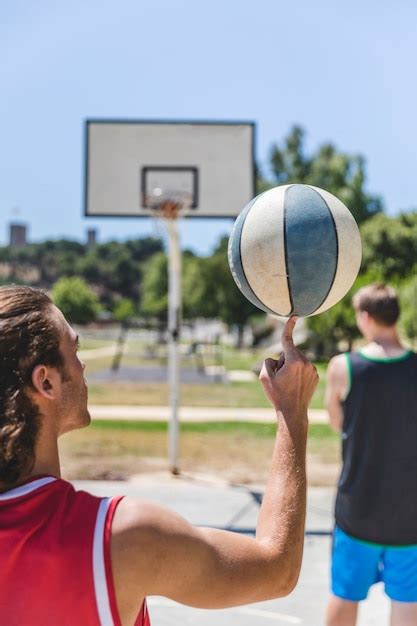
[228,184,362,317]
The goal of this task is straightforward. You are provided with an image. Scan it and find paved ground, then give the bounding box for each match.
[75,474,390,625]
[89,405,328,423]
[89,365,225,384]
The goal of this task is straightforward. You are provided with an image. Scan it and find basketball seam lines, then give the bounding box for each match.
[312,190,339,314]
[283,186,295,316]
[236,195,277,317]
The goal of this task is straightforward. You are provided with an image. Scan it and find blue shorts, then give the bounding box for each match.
[331,526,417,602]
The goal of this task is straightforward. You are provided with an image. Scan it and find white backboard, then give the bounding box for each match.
[84,120,255,218]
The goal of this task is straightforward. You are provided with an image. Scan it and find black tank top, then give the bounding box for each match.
[335,350,417,545]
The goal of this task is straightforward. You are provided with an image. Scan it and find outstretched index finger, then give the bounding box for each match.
[281,316,297,355]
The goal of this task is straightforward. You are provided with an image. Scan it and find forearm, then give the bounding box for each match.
[256,411,308,591]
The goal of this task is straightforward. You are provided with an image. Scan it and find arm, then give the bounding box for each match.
[325,354,348,432]
[111,318,318,614]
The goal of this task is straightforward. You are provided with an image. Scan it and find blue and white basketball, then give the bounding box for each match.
[228,184,362,317]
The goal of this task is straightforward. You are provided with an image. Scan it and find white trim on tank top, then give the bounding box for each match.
[93,497,114,626]
[0,476,57,500]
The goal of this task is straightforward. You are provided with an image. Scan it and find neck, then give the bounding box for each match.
[366,326,402,348]
[30,418,61,480]
[361,325,408,359]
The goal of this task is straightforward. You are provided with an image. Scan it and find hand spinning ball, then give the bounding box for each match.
[228,184,362,317]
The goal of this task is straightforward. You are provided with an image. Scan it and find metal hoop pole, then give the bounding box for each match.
[165,217,181,475]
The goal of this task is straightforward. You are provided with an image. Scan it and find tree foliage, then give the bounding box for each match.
[399,276,417,347]
[0,237,163,309]
[140,252,168,321]
[259,126,383,223]
[113,298,136,323]
[52,277,100,325]
[183,238,260,346]
[207,237,259,331]
[306,207,417,355]
[361,212,417,281]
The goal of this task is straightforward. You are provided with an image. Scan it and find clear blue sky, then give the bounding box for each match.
[1,0,417,254]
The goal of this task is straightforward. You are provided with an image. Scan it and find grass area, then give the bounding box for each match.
[87,419,334,437]
[87,375,325,410]
[59,419,339,485]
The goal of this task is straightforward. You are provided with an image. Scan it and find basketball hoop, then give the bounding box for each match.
[84,119,256,476]
[145,189,192,220]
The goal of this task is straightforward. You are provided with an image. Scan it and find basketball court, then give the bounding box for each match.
[82,119,385,624]
[76,476,389,625]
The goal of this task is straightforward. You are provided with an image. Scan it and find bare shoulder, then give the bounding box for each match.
[110,496,197,623]
[327,353,348,381]
[111,495,196,546]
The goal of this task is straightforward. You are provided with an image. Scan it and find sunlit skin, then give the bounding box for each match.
[27,306,90,479]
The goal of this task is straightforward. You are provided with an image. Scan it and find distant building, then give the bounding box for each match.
[87,228,97,248]
[9,223,27,247]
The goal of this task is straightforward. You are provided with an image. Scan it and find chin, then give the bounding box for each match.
[80,409,91,429]
[60,410,91,436]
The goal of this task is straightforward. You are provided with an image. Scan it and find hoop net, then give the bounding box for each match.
[145,189,192,220]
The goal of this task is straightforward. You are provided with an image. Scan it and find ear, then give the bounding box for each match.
[361,311,371,324]
[31,365,60,400]
[356,310,366,322]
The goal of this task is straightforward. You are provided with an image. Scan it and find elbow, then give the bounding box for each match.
[285,566,301,595]
[261,554,302,600]
[273,564,301,598]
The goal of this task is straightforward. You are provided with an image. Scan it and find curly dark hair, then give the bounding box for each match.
[0,286,64,485]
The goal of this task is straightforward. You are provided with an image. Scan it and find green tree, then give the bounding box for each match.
[399,276,417,347]
[206,237,260,347]
[360,212,417,280]
[261,125,382,223]
[52,277,100,325]
[113,298,136,323]
[182,254,218,320]
[140,252,168,321]
[140,250,217,322]
[82,242,141,299]
[125,237,163,262]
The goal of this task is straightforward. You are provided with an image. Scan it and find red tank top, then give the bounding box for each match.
[0,475,151,626]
